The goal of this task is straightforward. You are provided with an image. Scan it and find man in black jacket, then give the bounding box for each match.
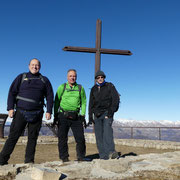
[0,58,54,165]
[88,70,119,160]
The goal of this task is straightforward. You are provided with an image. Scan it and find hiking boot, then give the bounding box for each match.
[24,161,34,165]
[62,158,69,163]
[109,151,119,159]
[77,158,83,161]
[100,157,109,160]
[25,160,34,164]
[77,157,92,162]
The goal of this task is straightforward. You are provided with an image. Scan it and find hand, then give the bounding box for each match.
[108,109,114,118]
[52,114,59,127]
[46,112,51,120]
[8,109,14,118]
[80,115,87,128]
[83,122,87,128]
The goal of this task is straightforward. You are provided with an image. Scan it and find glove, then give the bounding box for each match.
[80,115,87,128]
[52,114,59,127]
[107,109,114,118]
[88,118,95,126]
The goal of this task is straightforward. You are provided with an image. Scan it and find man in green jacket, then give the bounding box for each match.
[54,69,86,162]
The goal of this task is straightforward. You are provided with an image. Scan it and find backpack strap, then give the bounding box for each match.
[78,84,82,105]
[21,73,45,84]
[39,74,45,84]
[21,73,27,84]
[16,95,43,104]
[59,83,66,102]
[78,84,82,95]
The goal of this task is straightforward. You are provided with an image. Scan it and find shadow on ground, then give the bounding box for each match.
[85,151,137,161]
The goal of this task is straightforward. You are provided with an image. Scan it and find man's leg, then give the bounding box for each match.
[103,115,117,158]
[25,114,42,163]
[71,119,86,160]
[0,110,27,165]
[57,113,70,161]
[94,115,108,159]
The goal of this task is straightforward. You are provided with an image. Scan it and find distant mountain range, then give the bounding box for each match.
[114,119,180,127]
[4,119,180,142]
[112,119,180,142]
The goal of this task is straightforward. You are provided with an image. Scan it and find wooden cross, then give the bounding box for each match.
[63,19,132,79]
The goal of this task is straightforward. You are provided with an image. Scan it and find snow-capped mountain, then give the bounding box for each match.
[112,119,180,142]
[114,119,180,127]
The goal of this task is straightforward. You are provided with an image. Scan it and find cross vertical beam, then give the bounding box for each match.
[95,19,102,74]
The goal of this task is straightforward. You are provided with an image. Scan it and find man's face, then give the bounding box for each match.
[67,71,77,86]
[96,76,105,84]
[29,59,40,74]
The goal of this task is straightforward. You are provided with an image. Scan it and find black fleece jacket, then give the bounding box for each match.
[88,82,119,122]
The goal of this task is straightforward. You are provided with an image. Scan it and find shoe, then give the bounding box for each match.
[25,161,34,164]
[0,161,8,166]
[109,151,120,159]
[25,160,34,164]
[100,157,109,160]
[77,158,84,161]
[77,157,92,162]
[62,158,69,163]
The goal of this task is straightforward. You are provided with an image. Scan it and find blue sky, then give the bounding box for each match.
[0,0,180,121]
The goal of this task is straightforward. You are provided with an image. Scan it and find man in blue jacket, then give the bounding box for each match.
[0,58,54,165]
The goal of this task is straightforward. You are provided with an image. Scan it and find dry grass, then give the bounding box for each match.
[0,141,176,164]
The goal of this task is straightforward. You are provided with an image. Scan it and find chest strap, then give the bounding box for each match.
[16,95,43,105]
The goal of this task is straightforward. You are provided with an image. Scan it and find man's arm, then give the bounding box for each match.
[88,87,95,124]
[80,86,86,116]
[44,77,54,119]
[7,74,22,115]
[108,83,120,117]
[54,84,64,115]
[52,84,65,125]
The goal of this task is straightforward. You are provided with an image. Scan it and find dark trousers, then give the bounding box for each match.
[94,112,115,159]
[0,109,42,164]
[57,112,86,160]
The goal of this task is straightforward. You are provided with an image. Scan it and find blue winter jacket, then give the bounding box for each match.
[7,72,54,113]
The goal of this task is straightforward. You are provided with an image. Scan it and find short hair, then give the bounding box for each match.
[67,69,77,74]
[29,58,41,68]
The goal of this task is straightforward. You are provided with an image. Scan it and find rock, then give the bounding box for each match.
[0,164,17,179]
[94,159,129,173]
[31,167,62,180]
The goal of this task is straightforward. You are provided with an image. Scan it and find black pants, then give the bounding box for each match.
[57,112,86,160]
[0,109,42,164]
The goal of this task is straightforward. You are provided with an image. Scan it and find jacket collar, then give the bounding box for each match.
[96,80,106,87]
[28,71,40,77]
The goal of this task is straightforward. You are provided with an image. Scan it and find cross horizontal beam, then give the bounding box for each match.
[63,46,132,55]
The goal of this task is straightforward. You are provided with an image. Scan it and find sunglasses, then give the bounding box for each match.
[96,76,104,80]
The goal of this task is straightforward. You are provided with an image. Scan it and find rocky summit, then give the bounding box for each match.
[0,134,180,180]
